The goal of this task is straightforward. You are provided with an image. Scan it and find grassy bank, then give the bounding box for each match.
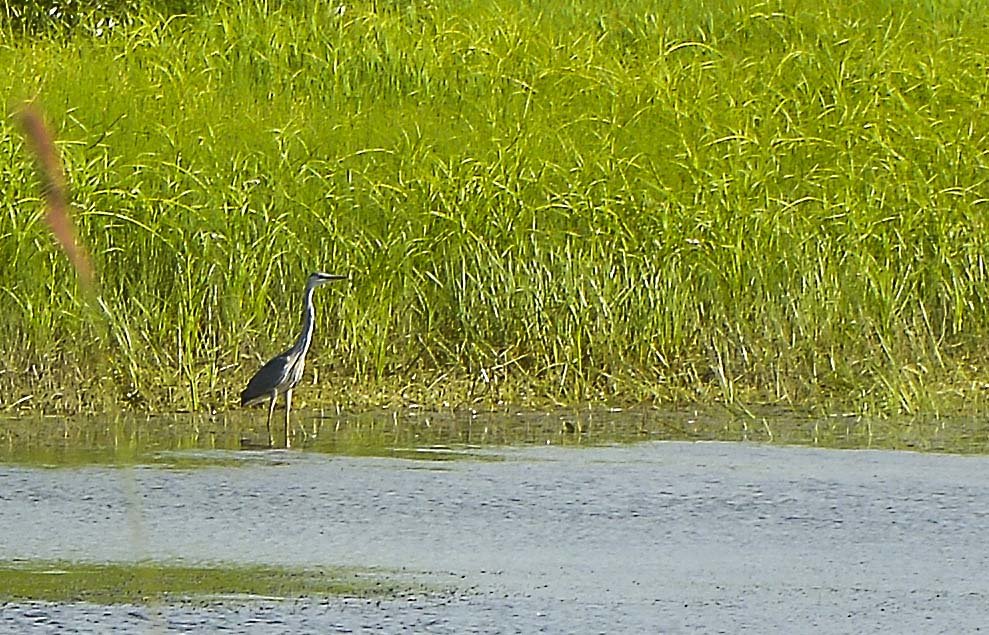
[1,0,989,415]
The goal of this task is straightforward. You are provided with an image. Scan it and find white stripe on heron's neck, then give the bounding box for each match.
[293,285,317,357]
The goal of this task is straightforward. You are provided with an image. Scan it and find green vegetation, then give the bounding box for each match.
[0,559,418,603]
[2,0,989,415]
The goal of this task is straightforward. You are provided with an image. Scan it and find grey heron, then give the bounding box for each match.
[241,271,347,446]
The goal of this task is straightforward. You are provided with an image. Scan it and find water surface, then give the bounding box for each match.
[3,407,988,466]
[1,410,988,633]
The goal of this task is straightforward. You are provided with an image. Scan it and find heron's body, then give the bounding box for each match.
[241,272,346,446]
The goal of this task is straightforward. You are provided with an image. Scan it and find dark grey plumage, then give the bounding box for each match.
[241,271,346,445]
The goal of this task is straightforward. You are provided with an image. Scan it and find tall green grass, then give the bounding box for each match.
[2,0,989,414]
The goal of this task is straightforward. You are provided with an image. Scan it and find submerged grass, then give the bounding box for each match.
[1,0,989,415]
[0,560,418,603]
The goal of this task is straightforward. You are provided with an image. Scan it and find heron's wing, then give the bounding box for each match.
[241,354,291,406]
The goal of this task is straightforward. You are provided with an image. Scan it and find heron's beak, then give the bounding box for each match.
[315,273,348,284]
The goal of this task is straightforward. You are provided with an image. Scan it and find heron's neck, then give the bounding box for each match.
[293,284,317,357]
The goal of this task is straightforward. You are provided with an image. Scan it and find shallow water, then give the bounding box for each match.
[2,414,989,632]
[3,407,988,467]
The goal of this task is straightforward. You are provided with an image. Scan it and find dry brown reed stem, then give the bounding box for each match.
[16,102,94,288]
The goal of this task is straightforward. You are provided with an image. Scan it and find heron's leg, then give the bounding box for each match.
[266,390,277,447]
[285,388,293,449]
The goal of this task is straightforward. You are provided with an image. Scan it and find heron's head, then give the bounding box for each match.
[308,271,348,288]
